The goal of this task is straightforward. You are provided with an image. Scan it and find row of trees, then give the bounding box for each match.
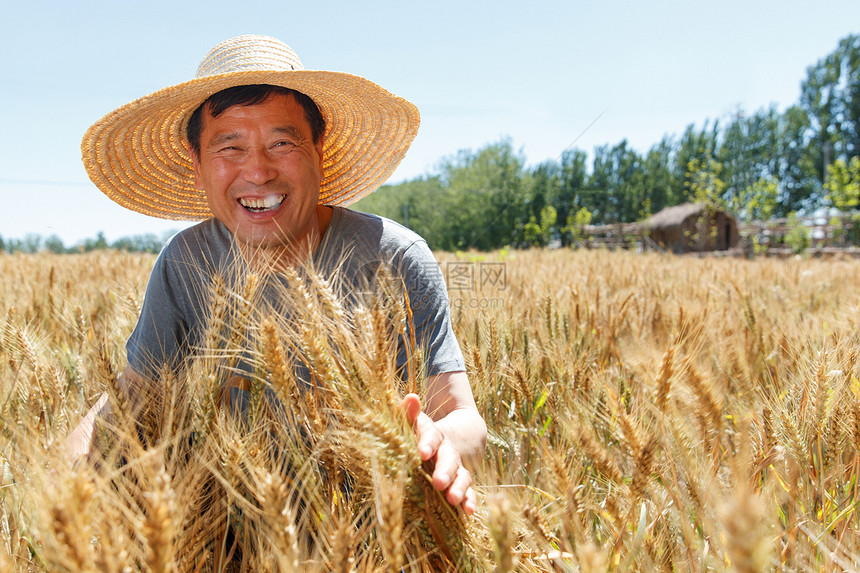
[357,34,860,250]
[0,231,168,254]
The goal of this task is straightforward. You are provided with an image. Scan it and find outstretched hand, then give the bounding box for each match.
[402,393,477,515]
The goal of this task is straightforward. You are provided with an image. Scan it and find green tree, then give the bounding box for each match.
[83,231,109,252]
[801,35,860,178]
[527,161,560,231]
[111,233,164,253]
[557,149,588,244]
[359,140,529,250]
[438,139,527,250]
[395,176,450,249]
[774,105,819,214]
[785,213,811,253]
[734,176,780,221]
[640,136,676,216]
[685,158,726,208]
[44,235,66,254]
[719,106,781,209]
[21,234,42,254]
[674,121,720,204]
[825,156,860,211]
[586,140,644,224]
[353,175,449,248]
[841,35,860,159]
[522,205,557,247]
[563,207,592,246]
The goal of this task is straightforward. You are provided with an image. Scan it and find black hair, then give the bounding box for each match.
[186,84,326,156]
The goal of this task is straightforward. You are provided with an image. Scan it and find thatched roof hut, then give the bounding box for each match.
[645,203,739,253]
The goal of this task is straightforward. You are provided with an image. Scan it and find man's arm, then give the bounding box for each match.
[63,366,146,465]
[64,392,109,464]
[403,370,487,515]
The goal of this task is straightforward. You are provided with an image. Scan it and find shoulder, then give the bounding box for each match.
[319,207,430,268]
[334,209,444,290]
[155,218,235,273]
[332,207,425,250]
[160,218,233,259]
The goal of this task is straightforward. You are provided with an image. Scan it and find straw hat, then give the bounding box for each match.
[82,35,420,221]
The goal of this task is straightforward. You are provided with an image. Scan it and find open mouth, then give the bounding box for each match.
[238,194,286,213]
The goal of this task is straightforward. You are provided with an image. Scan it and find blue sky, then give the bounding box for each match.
[1,1,858,245]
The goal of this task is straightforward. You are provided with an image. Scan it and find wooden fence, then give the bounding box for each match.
[580,212,860,255]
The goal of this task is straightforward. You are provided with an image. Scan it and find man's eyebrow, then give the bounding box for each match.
[271,126,304,139]
[207,126,304,148]
[208,132,241,147]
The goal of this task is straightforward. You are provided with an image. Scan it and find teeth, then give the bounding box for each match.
[239,194,285,212]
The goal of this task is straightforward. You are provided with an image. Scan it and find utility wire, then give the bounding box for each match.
[554,107,609,162]
[0,178,93,187]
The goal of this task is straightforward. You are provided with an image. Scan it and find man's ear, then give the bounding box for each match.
[189,147,205,191]
[314,134,325,174]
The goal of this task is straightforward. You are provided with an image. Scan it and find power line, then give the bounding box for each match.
[0,178,93,188]
[554,107,609,162]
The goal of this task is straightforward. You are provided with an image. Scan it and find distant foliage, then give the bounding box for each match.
[0,230,173,254]
[826,156,860,211]
[357,34,860,250]
[785,213,812,254]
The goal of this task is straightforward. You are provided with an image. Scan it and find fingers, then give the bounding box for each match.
[431,436,477,515]
[430,437,460,489]
[414,412,442,461]
[402,393,478,515]
[406,393,443,463]
[403,393,440,462]
[462,486,477,515]
[444,465,476,515]
[402,393,422,425]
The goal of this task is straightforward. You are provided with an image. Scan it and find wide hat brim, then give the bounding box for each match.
[82,67,419,221]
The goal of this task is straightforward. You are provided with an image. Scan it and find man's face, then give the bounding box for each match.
[191,93,325,251]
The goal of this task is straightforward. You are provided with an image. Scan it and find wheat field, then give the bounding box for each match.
[1,248,859,572]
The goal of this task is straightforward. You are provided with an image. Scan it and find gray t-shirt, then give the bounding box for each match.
[126,207,465,382]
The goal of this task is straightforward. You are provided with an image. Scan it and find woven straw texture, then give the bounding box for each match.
[81,35,419,221]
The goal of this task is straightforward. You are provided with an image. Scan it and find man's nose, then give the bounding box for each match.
[242,148,278,185]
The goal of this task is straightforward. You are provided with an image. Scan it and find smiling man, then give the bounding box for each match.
[70,35,486,515]
[188,87,329,259]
